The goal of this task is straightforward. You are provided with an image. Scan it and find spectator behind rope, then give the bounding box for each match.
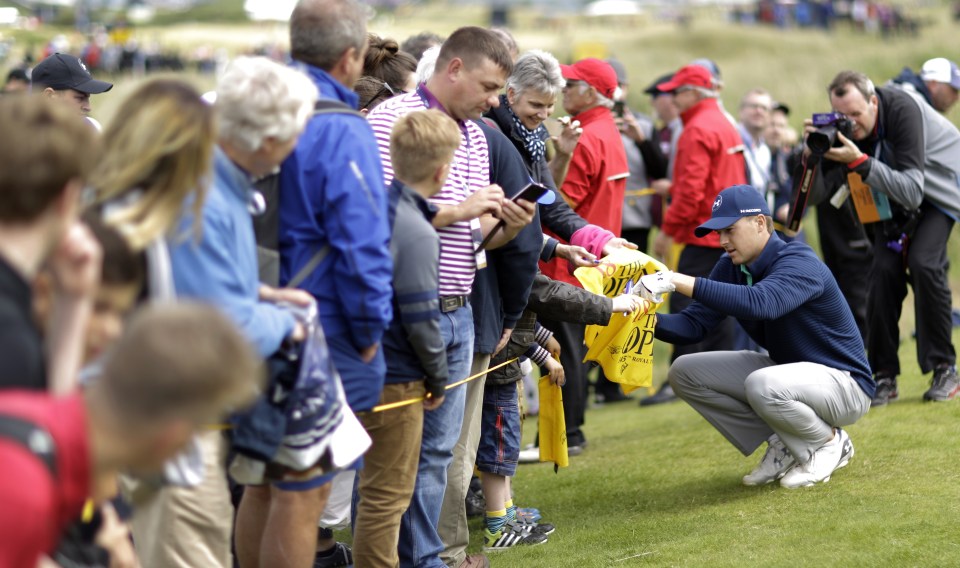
[364,34,418,94]
[84,79,221,568]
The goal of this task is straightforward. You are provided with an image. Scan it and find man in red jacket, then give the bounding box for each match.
[652,64,747,394]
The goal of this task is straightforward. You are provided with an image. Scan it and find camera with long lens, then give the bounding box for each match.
[806,112,855,155]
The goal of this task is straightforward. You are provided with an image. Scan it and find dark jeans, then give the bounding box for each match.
[817,201,872,344]
[868,202,956,375]
[476,382,521,477]
[670,245,737,362]
[538,318,589,447]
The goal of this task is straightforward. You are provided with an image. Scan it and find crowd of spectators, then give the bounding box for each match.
[2,0,960,566]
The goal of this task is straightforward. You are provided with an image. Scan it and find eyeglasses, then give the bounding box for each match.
[360,82,406,110]
[741,102,771,112]
[673,86,696,94]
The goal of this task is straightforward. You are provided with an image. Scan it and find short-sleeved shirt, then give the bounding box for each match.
[0,257,46,391]
[0,393,90,567]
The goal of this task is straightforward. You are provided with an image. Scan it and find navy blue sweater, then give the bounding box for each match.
[470,120,542,354]
[656,233,875,397]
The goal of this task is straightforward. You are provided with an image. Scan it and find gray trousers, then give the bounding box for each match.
[668,351,871,463]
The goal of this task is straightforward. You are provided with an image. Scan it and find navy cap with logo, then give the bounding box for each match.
[32,53,113,95]
[694,185,771,238]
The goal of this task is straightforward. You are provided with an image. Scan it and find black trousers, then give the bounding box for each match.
[670,245,738,361]
[620,228,651,255]
[817,201,872,344]
[869,202,956,375]
[538,318,590,446]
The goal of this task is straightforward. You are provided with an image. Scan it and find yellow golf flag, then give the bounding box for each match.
[537,375,568,471]
[574,248,666,393]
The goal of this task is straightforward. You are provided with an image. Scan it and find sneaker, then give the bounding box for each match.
[780,429,853,489]
[313,542,352,568]
[457,554,490,568]
[516,507,541,523]
[466,488,485,518]
[742,434,796,486]
[516,517,555,536]
[924,365,960,402]
[517,446,540,464]
[639,383,678,406]
[870,375,898,407]
[483,522,548,551]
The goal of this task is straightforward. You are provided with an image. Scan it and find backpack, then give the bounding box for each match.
[252,99,365,287]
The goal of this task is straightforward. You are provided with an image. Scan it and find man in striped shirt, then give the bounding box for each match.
[367,26,534,568]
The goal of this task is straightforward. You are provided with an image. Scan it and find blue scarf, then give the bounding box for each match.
[509,107,547,164]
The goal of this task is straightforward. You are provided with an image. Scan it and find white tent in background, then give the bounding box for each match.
[584,0,643,17]
[244,0,297,22]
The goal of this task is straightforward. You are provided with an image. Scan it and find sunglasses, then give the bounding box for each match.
[360,82,406,110]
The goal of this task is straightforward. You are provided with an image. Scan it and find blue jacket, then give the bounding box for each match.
[278,65,393,351]
[168,147,295,357]
[470,120,541,355]
[655,233,874,397]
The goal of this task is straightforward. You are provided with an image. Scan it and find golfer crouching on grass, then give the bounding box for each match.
[638,185,875,488]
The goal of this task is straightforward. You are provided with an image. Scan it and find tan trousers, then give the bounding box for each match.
[353,381,426,568]
[128,430,233,568]
[438,354,490,567]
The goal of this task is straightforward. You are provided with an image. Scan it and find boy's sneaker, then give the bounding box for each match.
[483,522,548,551]
[313,542,352,568]
[871,374,898,406]
[780,428,853,489]
[924,365,960,401]
[515,516,555,536]
[742,434,795,486]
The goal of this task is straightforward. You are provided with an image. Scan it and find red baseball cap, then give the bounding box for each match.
[656,64,713,93]
[561,58,618,98]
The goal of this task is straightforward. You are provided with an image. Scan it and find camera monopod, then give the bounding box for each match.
[786,154,820,233]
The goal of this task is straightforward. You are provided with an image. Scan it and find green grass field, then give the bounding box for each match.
[485,324,960,567]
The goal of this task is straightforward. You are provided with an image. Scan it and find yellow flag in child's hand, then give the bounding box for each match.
[537,376,568,472]
[574,248,666,394]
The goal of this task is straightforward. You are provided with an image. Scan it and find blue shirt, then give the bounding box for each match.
[278,65,393,351]
[168,146,295,357]
[655,233,874,397]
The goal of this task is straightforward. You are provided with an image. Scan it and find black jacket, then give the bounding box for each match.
[485,98,587,256]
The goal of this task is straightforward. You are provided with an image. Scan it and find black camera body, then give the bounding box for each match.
[807,112,854,155]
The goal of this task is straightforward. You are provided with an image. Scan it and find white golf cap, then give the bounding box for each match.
[920,58,960,90]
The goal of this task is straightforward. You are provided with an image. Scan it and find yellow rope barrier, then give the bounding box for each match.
[623,188,657,198]
[208,356,520,429]
[367,357,519,414]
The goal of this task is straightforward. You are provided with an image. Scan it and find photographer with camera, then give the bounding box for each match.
[805,70,960,406]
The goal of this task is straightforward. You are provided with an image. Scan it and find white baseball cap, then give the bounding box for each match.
[920,58,960,90]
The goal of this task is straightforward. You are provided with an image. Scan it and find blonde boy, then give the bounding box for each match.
[352,109,461,567]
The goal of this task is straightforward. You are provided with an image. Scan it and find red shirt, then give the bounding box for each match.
[543,105,628,285]
[663,98,746,247]
[0,393,90,568]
